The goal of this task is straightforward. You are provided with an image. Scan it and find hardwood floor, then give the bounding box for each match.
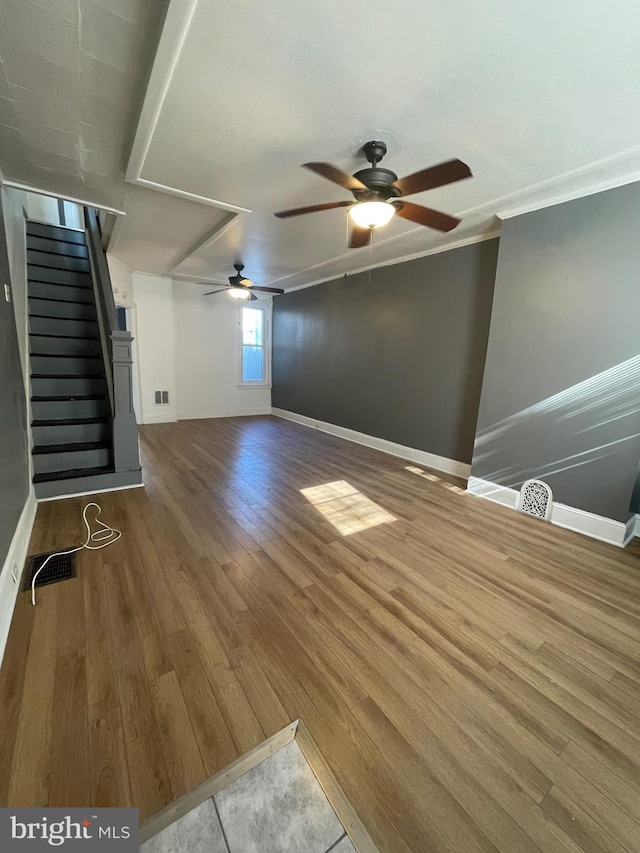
[2,415,640,852]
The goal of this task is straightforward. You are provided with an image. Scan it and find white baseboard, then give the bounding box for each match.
[142,412,178,424]
[634,514,640,539]
[0,491,37,667]
[467,476,633,548]
[178,407,272,420]
[271,408,471,479]
[38,482,145,503]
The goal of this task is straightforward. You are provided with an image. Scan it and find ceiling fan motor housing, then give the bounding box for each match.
[352,140,400,201]
[352,168,400,201]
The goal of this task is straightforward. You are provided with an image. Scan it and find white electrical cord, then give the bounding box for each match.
[30,502,121,606]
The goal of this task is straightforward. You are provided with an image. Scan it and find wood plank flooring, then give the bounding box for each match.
[2,415,640,852]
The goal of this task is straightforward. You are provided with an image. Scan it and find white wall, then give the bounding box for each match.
[25,192,60,225]
[61,200,83,229]
[172,279,271,419]
[133,273,177,424]
[133,275,272,424]
[107,254,135,308]
[1,187,29,384]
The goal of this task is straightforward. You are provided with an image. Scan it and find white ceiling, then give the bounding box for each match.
[3,0,640,289]
[0,0,166,209]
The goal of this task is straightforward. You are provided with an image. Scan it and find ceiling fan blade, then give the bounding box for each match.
[203,288,229,296]
[249,292,258,301]
[250,285,285,294]
[393,159,472,197]
[303,162,367,192]
[349,225,372,249]
[274,200,353,218]
[394,201,460,232]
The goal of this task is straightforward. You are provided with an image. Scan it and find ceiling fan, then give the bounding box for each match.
[274,140,472,248]
[203,263,284,300]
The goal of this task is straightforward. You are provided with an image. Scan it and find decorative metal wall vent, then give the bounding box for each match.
[517,479,553,520]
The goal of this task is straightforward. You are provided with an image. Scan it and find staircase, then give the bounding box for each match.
[26,217,141,499]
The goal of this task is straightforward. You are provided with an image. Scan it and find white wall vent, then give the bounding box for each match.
[517,479,553,520]
[154,391,170,405]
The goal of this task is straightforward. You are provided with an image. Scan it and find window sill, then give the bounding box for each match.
[237,383,272,389]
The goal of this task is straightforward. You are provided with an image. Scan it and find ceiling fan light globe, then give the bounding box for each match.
[229,287,250,299]
[349,201,395,229]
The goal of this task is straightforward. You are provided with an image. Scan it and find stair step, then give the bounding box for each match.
[28,302,97,321]
[31,394,106,401]
[32,441,110,455]
[27,265,92,287]
[31,355,104,375]
[27,235,89,259]
[30,351,101,359]
[29,316,98,338]
[30,332,99,340]
[31,394,110,419]
[32,418,108,426]
[27,249,90,272]
[31,373,105,379]
[26,221,86,244]
[31,375,107,396]
[33,465,114,484]
[29,337,101,357]
[31,417,111,445]
[32,442,112,475]
[29,282,94,303]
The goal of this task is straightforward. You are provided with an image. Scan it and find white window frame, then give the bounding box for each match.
[237,300,272,388]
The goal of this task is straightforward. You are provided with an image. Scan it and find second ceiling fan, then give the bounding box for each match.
[204,264,284,300]
[275,141,472,248]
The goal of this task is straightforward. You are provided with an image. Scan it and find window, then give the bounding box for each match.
[239,303,270,386]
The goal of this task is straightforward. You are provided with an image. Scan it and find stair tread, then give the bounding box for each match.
[33,465,114,484]
[27,221,86,239]
[30,352,102,359]
[29,295,93,306]
[31,373,105,379]
[28,313,97,322]
[28,277,92,289]
[31,394,107,401]
[32,441,110,454]
[32,417,109,426]
[29,333,99,340]
[29,283,92,292]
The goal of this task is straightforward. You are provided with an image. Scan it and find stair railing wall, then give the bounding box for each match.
[84,207,140,474]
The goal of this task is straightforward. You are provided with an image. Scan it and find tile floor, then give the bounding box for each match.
[141,741,357,853]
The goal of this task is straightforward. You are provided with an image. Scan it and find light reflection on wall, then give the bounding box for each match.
[471,355,640,515]
[300,480,396,536]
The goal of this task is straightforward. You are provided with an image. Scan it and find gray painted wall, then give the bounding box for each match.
[0,196,30,568]
[272,239,499,464]
[471,182,640,522]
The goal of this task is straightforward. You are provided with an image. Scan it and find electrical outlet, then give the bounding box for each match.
[3,283,10,303]
[10,563,18,584]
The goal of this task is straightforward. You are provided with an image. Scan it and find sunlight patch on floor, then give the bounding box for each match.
[405,465,466,493]
[300,480,396,536]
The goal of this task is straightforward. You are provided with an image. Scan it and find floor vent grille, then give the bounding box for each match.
[22,550,77,591]
[517,479,553,520]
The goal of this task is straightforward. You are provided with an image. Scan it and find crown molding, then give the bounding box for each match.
[1,180,125,215]
[281,229,501,293]
[497,170,640,221]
